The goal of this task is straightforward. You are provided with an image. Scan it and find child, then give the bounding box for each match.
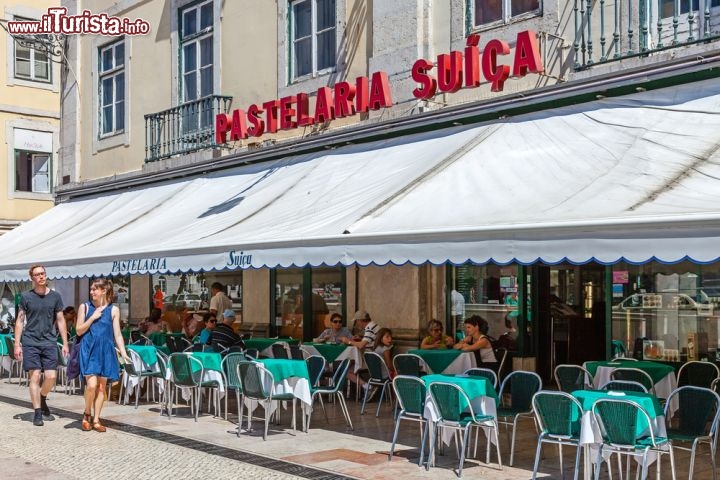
[374,328,396,378]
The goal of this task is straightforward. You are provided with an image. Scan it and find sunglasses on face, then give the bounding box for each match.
[331,320,343,324]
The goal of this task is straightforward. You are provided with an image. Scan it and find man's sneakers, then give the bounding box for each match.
[33,409,44,426]
[40,395,51,417]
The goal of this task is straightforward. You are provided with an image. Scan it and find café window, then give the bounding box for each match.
[611,261,720,363]
[150,272,228,314]
[452,264,519,350]
[98,40,125,137]
[470,0,540,28]
[274,266,343,340]
[108,274,130,321]
[289,0,336,80]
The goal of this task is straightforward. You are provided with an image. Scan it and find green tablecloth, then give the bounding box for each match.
[148,332,167,346]
[0,334,11,355]
[572,389,663,437]
[189,352,222,372]
[303,342,348,363]
[423,373,498,412]
[408,349,462,374]
[127,345,158,366]
[243,338,299,352]
[257,359,310,383]
[585,359,674,384]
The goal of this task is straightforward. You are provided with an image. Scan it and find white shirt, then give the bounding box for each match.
[451,290,465,316]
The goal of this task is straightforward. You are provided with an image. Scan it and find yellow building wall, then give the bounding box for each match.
[0,1,61,226]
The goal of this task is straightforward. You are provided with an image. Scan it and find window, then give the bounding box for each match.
[98,40,125,137]
[471,0,540,28]
[14,35,51,83]
[290,0,336,80]
[180,0,214,102]
[12,128,53,195]
[15,150,50,193]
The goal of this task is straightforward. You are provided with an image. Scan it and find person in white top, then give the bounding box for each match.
[209,282,232,316]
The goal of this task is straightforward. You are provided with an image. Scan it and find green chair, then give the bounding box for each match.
[167,353,221,421]
[271,341,290,359]
[677,361,720,389]
[361,351,392,417]
[393,353,423,377]
[592,398,676,480]
[221,352,246,424]
[122,349,164,408]
[611,368,655,395]
[497,370,542,466]
[389,375,427,465]
[237,360,300,439]
[4,336,25,385]
[154,350,170,415]
[531,391,583,480]
[308,358,353,431]
[465,367,498,389]
[554,364,593,393]
[425,381,502,477]
[664,386,720,480]
[600,380,648,393]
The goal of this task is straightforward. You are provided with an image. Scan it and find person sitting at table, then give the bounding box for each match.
[342,310,379,350]
[142,308,163,334]
[453,315,497,370]
[315,313,353,344]
[209,309,244,350]
[182,311,203,339]
[198,313,217,344]
[161,305,182,333]
[374,328,396,378]
[420,319,454,349]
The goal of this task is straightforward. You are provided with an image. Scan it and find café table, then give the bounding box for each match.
[583,359,677,414]
[423,373,499,452]
[300,342,363,372]
[243,338,299,358]
[572,389,667,480]
[408,349,477,375]
[246,358,312,431]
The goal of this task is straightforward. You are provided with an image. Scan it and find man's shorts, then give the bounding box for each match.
[22,344,58,371]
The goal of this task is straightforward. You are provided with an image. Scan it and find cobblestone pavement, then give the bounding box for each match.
[0,400,305,480]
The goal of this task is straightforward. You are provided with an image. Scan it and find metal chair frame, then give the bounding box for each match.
[610,367,656,395]
[361,351,393,417]
[677,360,720,389]
[167,353,223,421]
[464,367,498,390]
[592,398,676,480]
[389,375,428,465]
[393,353,424,377]
[599,380,649,393]
[221,352,246,423]
[531,390,584,480]
[554,364,594,393]
[497,370,543,467]
[664,385,720,480]
[308,358,353,431]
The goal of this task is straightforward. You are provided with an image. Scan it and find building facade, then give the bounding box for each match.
[1,0,719,381]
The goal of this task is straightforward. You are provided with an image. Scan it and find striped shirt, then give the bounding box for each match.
[362,321,380,349]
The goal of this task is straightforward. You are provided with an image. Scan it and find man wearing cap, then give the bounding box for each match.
[209,309,244,350]
[342,310,379,350]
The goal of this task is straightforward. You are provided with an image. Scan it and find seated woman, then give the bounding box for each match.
[161,305,182,333]
[314,313,353,344]
[198,312,217,344]
[141,307,163,334]
[420,319,454,349]
[453,315,497,370]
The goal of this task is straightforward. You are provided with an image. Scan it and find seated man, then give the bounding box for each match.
[209,309,244,351]
[342,310,379,350]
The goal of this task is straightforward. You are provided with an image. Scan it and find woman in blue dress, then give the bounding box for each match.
[76,278,129,432]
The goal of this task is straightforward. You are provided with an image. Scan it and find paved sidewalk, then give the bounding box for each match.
[0,378,716,480]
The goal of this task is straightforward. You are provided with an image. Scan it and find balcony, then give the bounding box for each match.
[145,95,233,163]
[574,0,720,68]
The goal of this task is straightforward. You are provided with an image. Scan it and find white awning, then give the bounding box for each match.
[1,78,719,281]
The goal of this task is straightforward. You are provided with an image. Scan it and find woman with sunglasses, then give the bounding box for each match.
[314,313,353,344]
[420,319,455,349]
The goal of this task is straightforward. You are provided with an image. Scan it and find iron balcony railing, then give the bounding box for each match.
[574,0,720,68]
[145,95,233,163]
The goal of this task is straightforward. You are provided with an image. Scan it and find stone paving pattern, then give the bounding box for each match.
[0,378,716,480]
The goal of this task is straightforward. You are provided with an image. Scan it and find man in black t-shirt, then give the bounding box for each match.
[209,309,244,351]
[14,265,69,426]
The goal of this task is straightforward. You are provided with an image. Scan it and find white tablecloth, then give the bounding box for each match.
[165,364,225,401]
[423,388,497,446]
